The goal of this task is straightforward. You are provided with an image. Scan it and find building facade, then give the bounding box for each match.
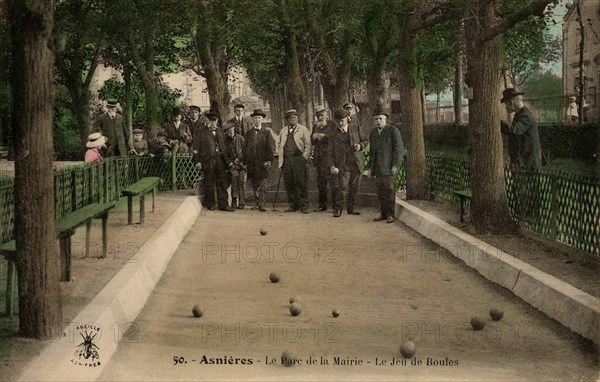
[563,0,600,119]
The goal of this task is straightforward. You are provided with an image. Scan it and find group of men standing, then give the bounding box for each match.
[193,101,406,223]
[271,103,404,222]
[193,104,275,212]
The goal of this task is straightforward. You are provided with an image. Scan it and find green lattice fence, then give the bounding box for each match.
[425,153,600,256]
[0,155,201,245]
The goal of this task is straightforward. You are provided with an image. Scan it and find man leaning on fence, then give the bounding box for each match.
[500,87,543,226]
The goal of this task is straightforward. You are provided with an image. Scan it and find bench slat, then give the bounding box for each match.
[56,202,116,234]
[454,190,472,199]
[122,177,161,196]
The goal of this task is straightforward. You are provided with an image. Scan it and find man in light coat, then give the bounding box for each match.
[277,109,312,213]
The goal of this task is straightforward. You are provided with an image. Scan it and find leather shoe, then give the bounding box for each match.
[237,205,245,210]
[347,211,361,215]
[373,215,386,222]
[333,210,341,218]
[386,216,395,223]
[219,207,235,212]
[318,206,327,212]
[258,207,266,212]
[207,206,215,211]
[301,208,310,214]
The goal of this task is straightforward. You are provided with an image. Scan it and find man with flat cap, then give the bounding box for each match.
[93,98,132,156]
[243,109,275,212]
[192,110,235,211]
[311,105,336,211]
[500,88,541,170]
[327,109,369,217]
[277,109,312,213]
[369,106,405,223]
[188,105,206,139]
[228,103,253,137]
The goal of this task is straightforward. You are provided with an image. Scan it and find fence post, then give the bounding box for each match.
[104,160,109,204]
[135,155,140,182]
[171,154,177,191]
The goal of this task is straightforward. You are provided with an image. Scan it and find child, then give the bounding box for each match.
[132,128,149,155]
[85,132,107,165]
[223,122,246,209]
[566,96,578,122]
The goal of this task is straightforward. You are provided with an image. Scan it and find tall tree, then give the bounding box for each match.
[464,0,554,233]
[54,0,106,147]
[8,0,62,339]
[183,0,233,122]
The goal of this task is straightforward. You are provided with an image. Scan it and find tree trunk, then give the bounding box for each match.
[454,24,464,124]
[465,1,514,234]
[72,87,91,152]
[397,50,428,200]
[123,63,133,131]
[365,59,389,134]
[9,0,63,339]
[454,51,463,124]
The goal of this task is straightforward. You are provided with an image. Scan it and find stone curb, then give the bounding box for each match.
[395,197,600,346]
[17,196,202,381]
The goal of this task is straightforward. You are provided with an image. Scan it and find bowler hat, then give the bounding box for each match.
[107,98,118,107]
[372,105,389,117]
[333,109,349,120]
[250,109,267,118]
[314,105,327,115]
[500,88,524,103]
[221,122,235,131]
[189,105,201,112]
[285,109,299,118]
[205,110,219,120]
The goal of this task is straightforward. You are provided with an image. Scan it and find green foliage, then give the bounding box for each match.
[501,8,562,87]
[539,122,599,162]
[98,76,182,127]
[53,85,83,160]
[523,70,563,98]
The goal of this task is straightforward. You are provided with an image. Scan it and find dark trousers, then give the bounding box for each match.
[231,168,246,206]
[249,177,268,209]
[333,166,362,213]
[202,156,229,209]
[375,175,396,218]
[283,155,308,210]
[316,165,333,209]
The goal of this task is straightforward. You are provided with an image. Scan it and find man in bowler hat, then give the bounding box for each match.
[243,109,275,211]
[368,107,405,223]
[192,110,235,211]
[93,98,132,156]
[311,105,336,211]
[327,109,368,217]
[277,109,312,213]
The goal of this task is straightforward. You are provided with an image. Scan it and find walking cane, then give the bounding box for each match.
[272,168,283,210]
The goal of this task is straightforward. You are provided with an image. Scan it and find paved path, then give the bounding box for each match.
[99,208,598,381]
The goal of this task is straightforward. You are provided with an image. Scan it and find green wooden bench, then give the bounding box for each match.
[121,177,161,225]
[1,202,115,315]
[454,190,472,223]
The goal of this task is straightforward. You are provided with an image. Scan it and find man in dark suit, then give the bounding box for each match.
[192,111,234,211]
[368,107,406,223]
[227,103,253,137]
[243,109,275,212]
[311,105,336,211]
[500,88,542,170]
[93,98,132,156]
[327,109,368,217]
